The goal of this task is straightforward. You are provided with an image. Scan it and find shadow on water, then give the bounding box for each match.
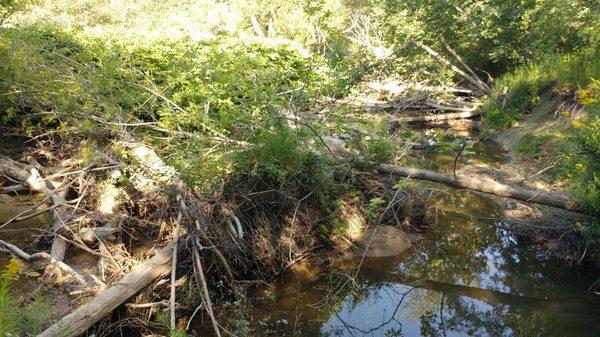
[0,194,48,267]
[198,136,599,337]
[218,190,599,337]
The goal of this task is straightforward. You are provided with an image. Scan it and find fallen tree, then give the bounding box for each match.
[375,164,582,213]
[0,154,73,270]
[389,110,481,123]
[38,242,177,337]
[411,39,493,96]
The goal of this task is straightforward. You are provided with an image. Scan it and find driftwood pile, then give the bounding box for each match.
[344,36,496,125]
[0,38,583,337]
[0,139,234,337]
[0,132,331,336]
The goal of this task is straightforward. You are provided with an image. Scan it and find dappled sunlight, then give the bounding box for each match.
[0,0,597,335]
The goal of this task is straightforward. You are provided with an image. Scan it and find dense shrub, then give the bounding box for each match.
[380,0,599,75]
[482,52,600,130]
[0,259,50,335]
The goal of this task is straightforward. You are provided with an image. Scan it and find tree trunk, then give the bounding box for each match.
[389,110,480,123]
[411,40,494,96]
[438,34,492,94]
[38,242,177,337]
[376,164,581,212]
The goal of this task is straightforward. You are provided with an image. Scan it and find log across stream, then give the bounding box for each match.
[193,189,598,337]
[187,135,599,336]
[375,164,581,212]
[0,130,596,336]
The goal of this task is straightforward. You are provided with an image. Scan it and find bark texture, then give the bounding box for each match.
[38,243,176,337]
[376,164,581,212]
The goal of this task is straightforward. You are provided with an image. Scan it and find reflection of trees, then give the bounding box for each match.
[398,191,501,287]
[329,286,414,336]
[318,190,598,337]
[226,190,598,336]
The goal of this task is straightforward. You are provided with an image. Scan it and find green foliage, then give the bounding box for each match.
[483,101,523,131]
[513,134,550,158]
[483,52,600,130]
[0,26,338,133]
[0,259,50,336]
[170,328,190,337]
[569,83,600,216]
[148,308,174,335]
[0,0,28,24]
[234,123,344,215]
[364,197,385,221]
[366,138,396,163]
[380,0,598,75]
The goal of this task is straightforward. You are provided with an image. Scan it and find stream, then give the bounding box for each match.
[196,129,600,336]
[1,130,599,336]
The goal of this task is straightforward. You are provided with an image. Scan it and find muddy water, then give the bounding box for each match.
[0,194,51,294]
[201,133,599,336]
[0,194,74,315]
[0,194,48,267]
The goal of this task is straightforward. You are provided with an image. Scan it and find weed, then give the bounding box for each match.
[513,134,550,158]
[0,259,51,336]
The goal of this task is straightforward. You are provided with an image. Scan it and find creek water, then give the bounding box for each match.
[0,194,47,268]
[198,133,600,336]
[1,133,599,336]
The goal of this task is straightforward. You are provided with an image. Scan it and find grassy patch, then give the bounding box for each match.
[513,134,552,158]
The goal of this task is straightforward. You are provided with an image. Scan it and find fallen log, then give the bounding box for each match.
[389,110,481,123]
[38,242,177,337]
[438,34,493,95]
[0,239,86,285]
[376,164,581,212]
[425,100,480,112]
[0,184,27,194]
[0,154,70,263]
[411,40,493,97]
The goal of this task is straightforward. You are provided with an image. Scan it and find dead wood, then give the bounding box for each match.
[78,227,120,244]
[425,99,480,112]
[411,40,493,96]
[0,239,86,285]
[389,110,481,123]
[375,164,582,213]
[39,137,202,336]
[38,242,177,337]
[192,243,222,337]
[0,184,27,193]
[170,209,183,330]
[438,34,492,94]
[0,154,71,264]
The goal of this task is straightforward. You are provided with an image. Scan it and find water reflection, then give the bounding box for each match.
[213,190,599,337]
[0,194,48,267]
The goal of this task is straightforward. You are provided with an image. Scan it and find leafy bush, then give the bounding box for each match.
[483,52,600,130]
[365,138,396,163]
[0,259,51,335]
[0,27,339,133]
[570,82,600,216]
[380,0,598,75]
[0,0,28,24]
[233,123,344,215]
